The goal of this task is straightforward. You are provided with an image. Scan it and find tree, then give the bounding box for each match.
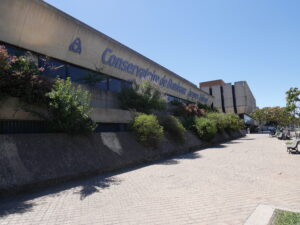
[46,77,97,134]
[251,107,290,127]
[251,108,268,126]
[267,107,290,126]
[285,87,300,124]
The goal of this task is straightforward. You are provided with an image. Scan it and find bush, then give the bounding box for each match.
[46,77,97,134]
[178,116,197,131]
[206,113,229,132]
[224,113,245,131]
[118,81,166,114]
[173,103,206,118]
[0,46,96,134]
[158,115,186,143]
[131,114,164,147]
[194,117,217,142]
[206,113,244,132]
[0,45,10,74]
[198,103,219,113]
[173,104,206,131]
[0,46,51,105]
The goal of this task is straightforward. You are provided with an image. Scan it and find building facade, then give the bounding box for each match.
[0,0,213,129]
[200,80,257,116]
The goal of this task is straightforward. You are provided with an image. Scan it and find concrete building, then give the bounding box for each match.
[200,80,257,116]
[0,0,213,132]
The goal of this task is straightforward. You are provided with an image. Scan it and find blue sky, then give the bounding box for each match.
[44,0,300,108]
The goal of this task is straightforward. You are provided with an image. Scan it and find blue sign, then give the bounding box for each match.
[69,37,82,54]
[101,48,208,103]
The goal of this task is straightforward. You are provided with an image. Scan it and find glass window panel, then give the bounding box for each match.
[167,95,174,102]
[108,78,122,93]
[95,76,108,91]
[122,81,132,89]
[67,65,108,91]
[67,64,90,83]
[4,44,26,57]
[39,57,66,79]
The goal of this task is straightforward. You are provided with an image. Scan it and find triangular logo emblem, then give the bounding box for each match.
[69,37,82,54]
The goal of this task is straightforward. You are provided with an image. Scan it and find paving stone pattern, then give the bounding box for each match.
[0,134,300,225]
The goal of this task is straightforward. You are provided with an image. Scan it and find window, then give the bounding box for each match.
[39,57,66,79]
[67,65,108,91]
[4,44,26,57]
[108,78,122,92]
[67,64,90,83]
[108,78,129,93]
[167,95,176,102]
[95,75,108,91]
[122,81,132,89]
[4,43,38,65]
[166,94,194,105]
[2,42,133,93]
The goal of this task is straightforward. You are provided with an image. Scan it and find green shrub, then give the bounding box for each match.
[173,104,207,131]
[118,81,166,114]
[206,113,244,132]
[178,116,196,131]
[158,115,186,143]
[206,113,229,132]
[224,113,245,131]
[131,114,164,147]
[46,77,97,134]
[194,117,217,142]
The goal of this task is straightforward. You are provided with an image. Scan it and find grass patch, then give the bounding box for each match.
[273,210,300,225]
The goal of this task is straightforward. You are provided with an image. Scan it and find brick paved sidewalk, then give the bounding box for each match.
[1,134,300,225]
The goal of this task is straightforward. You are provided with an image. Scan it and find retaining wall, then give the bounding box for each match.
[0,130,245,196]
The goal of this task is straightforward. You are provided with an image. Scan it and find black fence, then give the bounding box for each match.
[95,123,128,132]
[0,120,128,134]
[0,120,50,134]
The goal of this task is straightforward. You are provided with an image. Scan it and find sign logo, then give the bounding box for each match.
[69,37,82,54]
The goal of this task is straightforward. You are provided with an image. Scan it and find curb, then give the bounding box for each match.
[244,204,300,225]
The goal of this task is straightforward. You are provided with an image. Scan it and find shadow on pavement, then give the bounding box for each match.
[208,140,242,149]
[75,176,121,200]
[0,173,122,218]
[0,202,36,218]
[157,152,202,165]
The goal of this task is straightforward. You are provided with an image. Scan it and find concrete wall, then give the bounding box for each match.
[200,81,256,115]
[0,97,47,121]
[0,97,135,123]
[223,83,235,113]
[201,86,210,95]
[0,0,213,105]
[211,85,222,110]
[88,88,120,109]
[0,130,245,196]
[234,81,256,115]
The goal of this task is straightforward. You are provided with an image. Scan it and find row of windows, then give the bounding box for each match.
[166,95,194,105]
[4,43,131,93]
[3,43,199,104]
